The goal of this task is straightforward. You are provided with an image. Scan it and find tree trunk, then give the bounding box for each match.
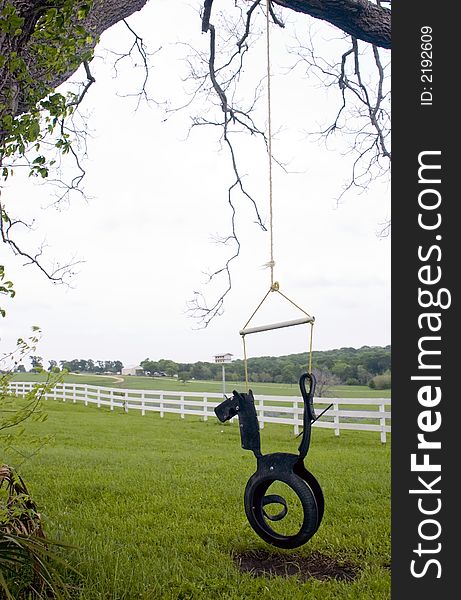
[0,0,150,117]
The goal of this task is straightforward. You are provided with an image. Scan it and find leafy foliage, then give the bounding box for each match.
[0,0,94,179]
[0,266,15,318]
[369,370,391,390]
[0,329,59,465]
[0,373,55,465]
[0,334,70,598]
[0,465,73,599]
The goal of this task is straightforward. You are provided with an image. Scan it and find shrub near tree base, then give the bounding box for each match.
[0,354,72,597]
[0,465,71,599]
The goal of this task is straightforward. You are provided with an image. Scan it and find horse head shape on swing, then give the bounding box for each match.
[215,370,329,549]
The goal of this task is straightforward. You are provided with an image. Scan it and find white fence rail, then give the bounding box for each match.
[8,381,391,442]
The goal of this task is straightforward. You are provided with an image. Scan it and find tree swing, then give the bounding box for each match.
[214,1,330,549]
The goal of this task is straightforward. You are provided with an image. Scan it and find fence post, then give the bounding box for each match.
[84,385,88,407]
[293,398,299,436]
[97,387,101,408]
[72,384,76,403]
[203,396,208,421]
[258,397,264,429]
[141,393,145,416]
[380,402,386,443]
[160,394,164,418]
[334,400,340,436]
[180,395,185,419]
[124,391,128,413]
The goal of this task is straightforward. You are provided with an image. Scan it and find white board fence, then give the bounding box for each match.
[8,381,391,442]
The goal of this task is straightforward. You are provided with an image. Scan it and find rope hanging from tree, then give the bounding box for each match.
[240,0,315,389]
[214,1,328,551]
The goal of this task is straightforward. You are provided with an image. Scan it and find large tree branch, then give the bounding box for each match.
[50,0,150,88]
[0,0,150,116]
[273,0,391,49]
[2,0,390,120]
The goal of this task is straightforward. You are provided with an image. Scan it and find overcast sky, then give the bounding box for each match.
[0,0,390,369]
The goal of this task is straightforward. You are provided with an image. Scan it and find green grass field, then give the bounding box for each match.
[11,372,120,387]
[14,400,390,599]
[11,373,391,399]
[114,377,391,399]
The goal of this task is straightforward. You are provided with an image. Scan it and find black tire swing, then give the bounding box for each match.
[215,310,329,549]
[244,372,325,549]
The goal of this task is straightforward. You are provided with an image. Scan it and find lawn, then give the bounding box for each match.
[14,400,390,599]
[11,373,391,399]
[11,372,120,387]
[115,377,391,399]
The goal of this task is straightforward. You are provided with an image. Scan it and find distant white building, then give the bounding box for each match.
[121,365,144,376]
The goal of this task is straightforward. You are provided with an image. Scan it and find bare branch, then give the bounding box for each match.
[0,199,84,284]
[69,61,96,109]
[290,30,390,199]
[187,7,277,327]
[202,0,215,33]
[107,20,162,108]
[237,0,263,51]
[268,1,285,28]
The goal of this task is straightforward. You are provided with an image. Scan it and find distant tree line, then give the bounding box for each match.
[59,359,124,374]
[141,346,391,388]
[18,347,391,389]
[22,357,124,374]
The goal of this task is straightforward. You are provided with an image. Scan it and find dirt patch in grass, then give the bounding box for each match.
[234,550,360,582]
